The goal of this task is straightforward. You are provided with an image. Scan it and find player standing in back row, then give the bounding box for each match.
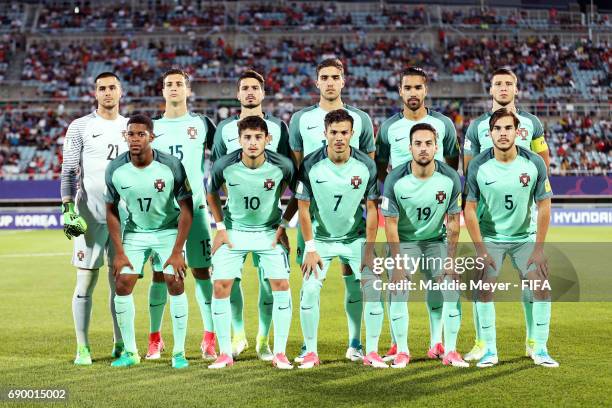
[463,68,550,362]
[211,69,291,361]
[146,69,217,360]
[375,67,459,177]
[464,108,558,368]
[289,58,375,363]
[375,66,460,362]
[61,72,128,365]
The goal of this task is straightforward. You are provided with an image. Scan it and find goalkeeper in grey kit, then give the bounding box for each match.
[60,72,129,365]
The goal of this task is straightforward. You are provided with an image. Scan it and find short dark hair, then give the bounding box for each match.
[238,69,264,89]
[127,114,154,133]
[324,109,353,130]
[399,67,428,86]
[316,58,344,77]
[491,67,518,83]
[238,116,268,135]
[162,69,190,88]
[94,72,120,84]
[409,123,437,144]
[489,108,520,131]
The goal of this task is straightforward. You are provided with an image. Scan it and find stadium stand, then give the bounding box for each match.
[0,1,610,178]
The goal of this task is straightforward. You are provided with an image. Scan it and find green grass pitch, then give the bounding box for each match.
[0,227,610,407]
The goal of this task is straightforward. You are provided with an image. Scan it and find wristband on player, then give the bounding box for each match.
[216,221,226,231]
[279,219,290,229]
[305,239,316,253]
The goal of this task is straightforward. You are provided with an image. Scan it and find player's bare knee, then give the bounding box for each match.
[341,263,354,277]
[152,271,165,283]
[213,279,232,298]
[115,275,135,296]
[192,267,210,280]
[165,278,184,296]
[269,279,289,292]
[533,288,550,301]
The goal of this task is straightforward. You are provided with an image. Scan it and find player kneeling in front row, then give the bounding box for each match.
[206,116,296,369]
[105,114,194,368]
[382,123,466,368]
[296,109,380,369]
[464,108,558,368]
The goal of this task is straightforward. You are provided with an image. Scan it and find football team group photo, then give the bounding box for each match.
[0,1,610,406]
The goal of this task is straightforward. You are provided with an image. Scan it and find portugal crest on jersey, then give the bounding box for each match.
[263,178,275,191]
[77,250,85,261]
[517,128,528,141]
[435,190,447,204]
[154,179,166,192]
[351,176,362,189]
[187,126,198,139]
[519,173,531,187]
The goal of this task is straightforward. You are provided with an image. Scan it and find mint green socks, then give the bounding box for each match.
[476,301,497,355]
[195,278,213,332]
[344,275,363,348]
[532,300,551,354]
[169,293,188,354]
[271,290,292,354]
[364,300,384,354]
[258,267,274,339]
[212,297,232,356]
[300,278,322,354]
[522,288,535,343]
[426,288,444,347]
[389,297,409,353]
[114,294,136,353]
[230,280,245,337]
[148,281,167,333]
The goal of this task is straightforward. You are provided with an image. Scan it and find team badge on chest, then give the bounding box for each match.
[435,190,447,204]
[351,176,362,189]
[263,178,275,191]
[187,126,198,139]
[519,173,531,187]
[154,179,166,192]
[517,128,528,141]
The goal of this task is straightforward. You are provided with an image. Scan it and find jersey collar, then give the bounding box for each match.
[399,107,431,121]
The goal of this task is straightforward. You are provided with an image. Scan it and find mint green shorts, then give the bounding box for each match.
[211,229,290,282]
[390,241,447,280]
[121,230,178,276]
[309,237,365,282]
[483,238,537,278]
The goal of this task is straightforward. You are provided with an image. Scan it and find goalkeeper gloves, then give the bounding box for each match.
[62,202,88,240]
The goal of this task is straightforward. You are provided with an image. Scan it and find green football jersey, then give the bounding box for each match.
[289,104,375,156]
[295,147,378,243]
[463,109,546,157]
[208,150,295,232]
[466,146,552,242]
[376,109,460,169]
[382,160,461,242]
[152,112,215,201]
[210,113,290,162]
[105,150,192,233]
